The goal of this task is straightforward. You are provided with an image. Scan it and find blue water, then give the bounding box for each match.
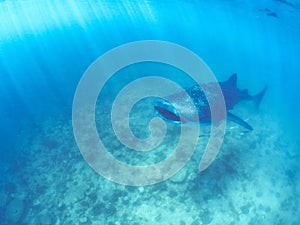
[1,0,299,224]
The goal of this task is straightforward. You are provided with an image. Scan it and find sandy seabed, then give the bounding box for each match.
[1,109,299,225]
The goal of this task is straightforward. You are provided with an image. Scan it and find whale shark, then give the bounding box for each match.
[154,73,267,130]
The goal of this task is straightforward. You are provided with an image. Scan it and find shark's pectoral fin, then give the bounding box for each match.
[227,112,253,131]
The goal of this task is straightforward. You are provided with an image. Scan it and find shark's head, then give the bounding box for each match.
[154,99,181,124]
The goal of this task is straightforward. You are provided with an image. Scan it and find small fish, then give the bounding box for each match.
[266,12,279,18]
[258,8,279,18]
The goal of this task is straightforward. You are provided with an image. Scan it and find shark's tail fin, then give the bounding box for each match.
[252,86,267,109]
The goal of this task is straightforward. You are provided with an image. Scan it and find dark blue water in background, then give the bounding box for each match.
[0,0,299,224]
[1,0,299,163]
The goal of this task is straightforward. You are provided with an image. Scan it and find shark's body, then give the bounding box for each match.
[154,74,266,130]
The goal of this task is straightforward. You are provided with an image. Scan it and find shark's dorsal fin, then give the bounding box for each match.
[226,73,237,88]
[227,112,253,131]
